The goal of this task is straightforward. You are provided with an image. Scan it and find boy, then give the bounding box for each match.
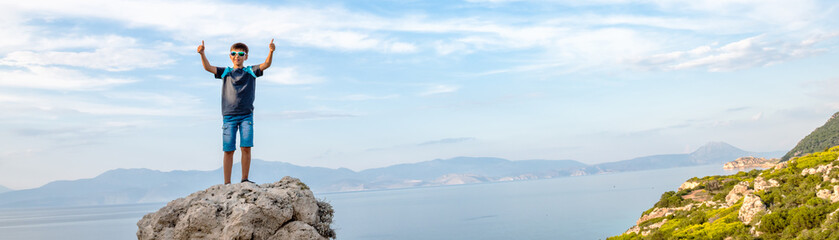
[197,39,274,184]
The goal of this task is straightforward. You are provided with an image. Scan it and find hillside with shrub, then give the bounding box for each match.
[610,146,839,240]
[782,112,839,161]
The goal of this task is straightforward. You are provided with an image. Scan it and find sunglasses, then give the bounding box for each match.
[230,51,247,57]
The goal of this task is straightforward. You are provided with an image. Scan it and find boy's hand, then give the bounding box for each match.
[260,39,275,71]
[197,40,205,54]
[198,40,216,74]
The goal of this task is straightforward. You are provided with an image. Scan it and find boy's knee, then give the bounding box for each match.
[240,147,251,152]
[224,150,235,155]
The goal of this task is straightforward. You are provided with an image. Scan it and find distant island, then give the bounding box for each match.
[722,156,780,170]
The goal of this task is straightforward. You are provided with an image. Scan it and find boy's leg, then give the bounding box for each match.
[241,147,251,181]
[222,115,239,184]
[223,151,235,184]
[239,114,254,182]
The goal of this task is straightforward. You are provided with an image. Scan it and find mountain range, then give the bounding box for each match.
[0,142,783,208]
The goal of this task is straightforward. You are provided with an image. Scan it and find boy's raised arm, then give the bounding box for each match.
[259,39,275,71]
[198,40,217,74]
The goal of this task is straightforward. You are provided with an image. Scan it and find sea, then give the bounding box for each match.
[0,164,738,240]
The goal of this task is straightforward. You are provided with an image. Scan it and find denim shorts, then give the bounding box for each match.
[222,113,253,152]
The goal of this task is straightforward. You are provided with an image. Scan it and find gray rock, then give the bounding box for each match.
[678,181,700,191]
[738,193,766,224]
[753,177,779,192]
[726,181,751,206]
[137,176,335,240]
[817,185,839,203]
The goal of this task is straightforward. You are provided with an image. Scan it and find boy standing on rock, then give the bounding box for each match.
[198,39,275,184]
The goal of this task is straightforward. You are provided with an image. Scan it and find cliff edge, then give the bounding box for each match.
[136,176,335,240]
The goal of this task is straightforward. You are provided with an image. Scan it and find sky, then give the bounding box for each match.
[1,0,839,190]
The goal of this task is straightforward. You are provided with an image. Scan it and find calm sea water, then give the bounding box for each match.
[0,165,735,240]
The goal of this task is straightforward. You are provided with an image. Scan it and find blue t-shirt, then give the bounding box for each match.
[214,65,263,116]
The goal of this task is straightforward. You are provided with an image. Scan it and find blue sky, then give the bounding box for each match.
[1,0,839,189]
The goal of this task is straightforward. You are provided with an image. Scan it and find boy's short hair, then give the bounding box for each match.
[230,42,249,53]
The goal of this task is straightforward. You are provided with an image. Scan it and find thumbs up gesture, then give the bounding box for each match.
[197,40,205,54]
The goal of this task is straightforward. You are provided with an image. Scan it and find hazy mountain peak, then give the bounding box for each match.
[689,141,748,164]
[439,156,510,164]
[0,185,10,194]
[691,142,741,154]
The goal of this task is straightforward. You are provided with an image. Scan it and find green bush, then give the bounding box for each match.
[787,206,821,233]
[654,191,693,208]
[796,150,839,170]
[705,180,722,192]
[758,211,787,233]
[669,204,748,240]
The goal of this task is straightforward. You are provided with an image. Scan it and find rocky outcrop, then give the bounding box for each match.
[774,161,788,170]
[136,177,335,240]
[678,181,700,191]
[626,219,668,236]
[817,185,839,203]
[753,177,779,192]
[723,157,779,170]
[625,204,697,236]
[726,182,751,206]
[635,205,693,225]
[801,164,834,176]
[738,193,766,224]
[800,164,839,184]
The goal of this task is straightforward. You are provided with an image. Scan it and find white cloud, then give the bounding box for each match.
[0,66,134,91]
[260,67,324,85]
[308,94,400,101]
[420,85,459,96]
[387,42,418,53]
[0,10,34,53]
[5,0,833,73]
[0,90,204,119]
[631,34,833,72]
[475,62,566,76]
[4,0,416,54]
[0,47,173,71]
[261,110,359,120]
[344,94,399,101]
[102,91,202,107]
[752,112,764,121]
[0,31,176,73]
[648,0,822,31]
[291,30,379,51]
[434,40,471,56]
